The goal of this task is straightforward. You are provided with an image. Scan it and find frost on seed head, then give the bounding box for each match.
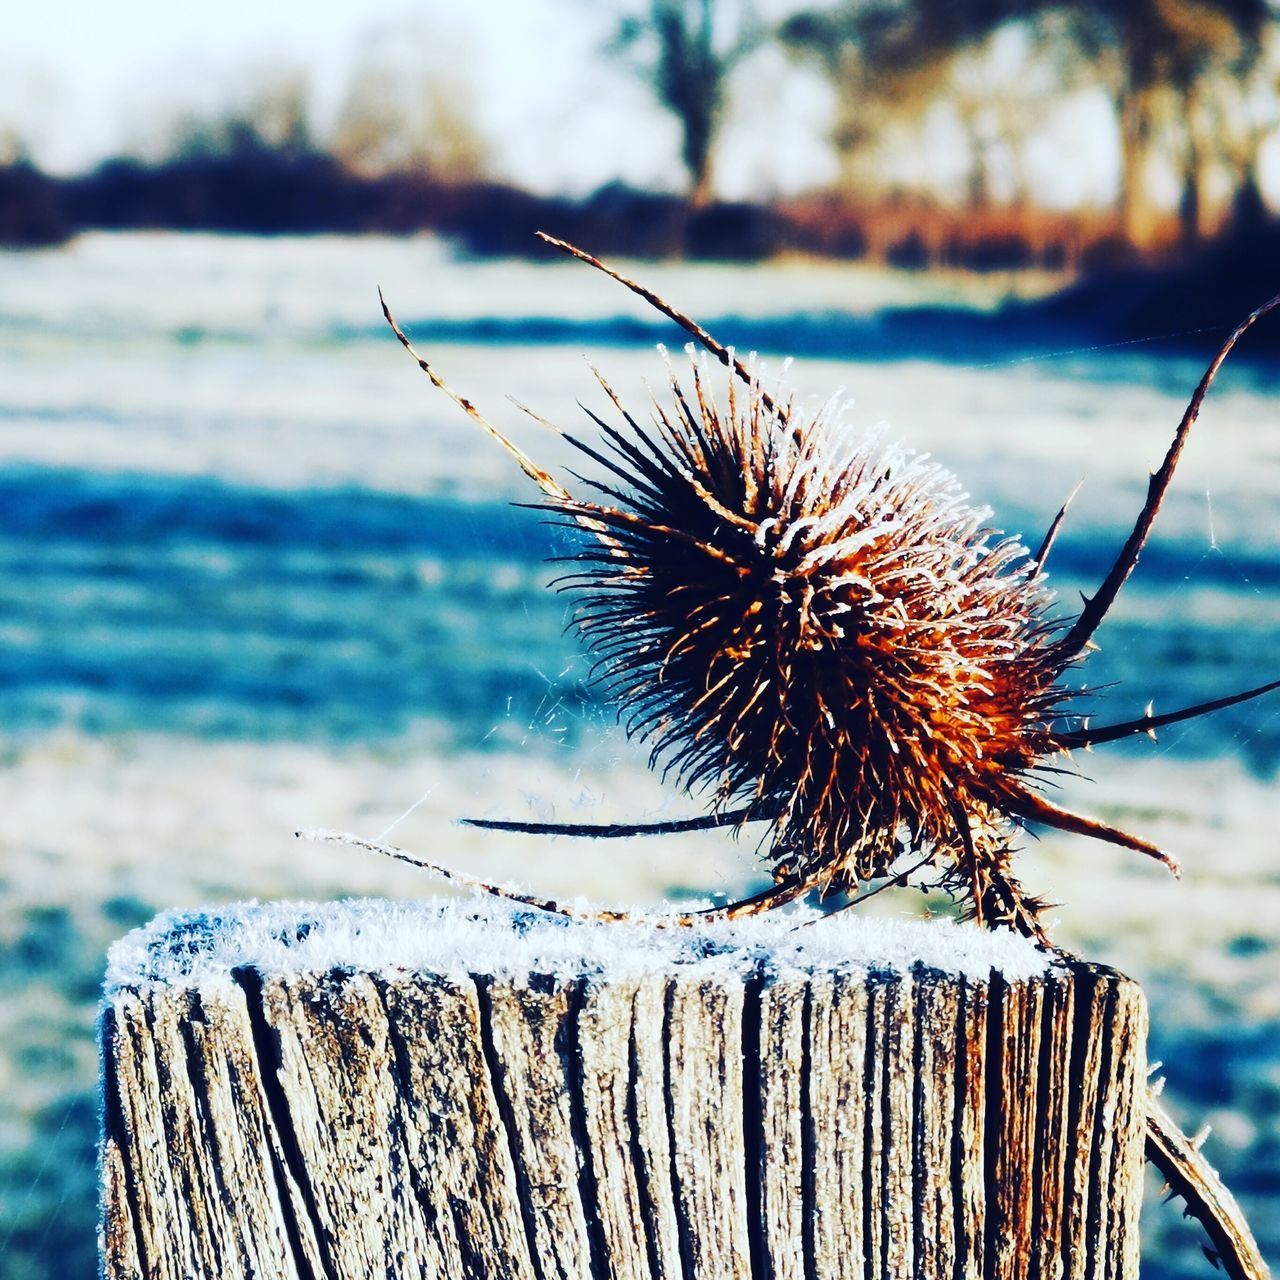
[549,353,1065,925]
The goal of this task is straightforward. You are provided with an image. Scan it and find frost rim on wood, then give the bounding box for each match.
[101,899,1145,1280]
[104,896,1055,994]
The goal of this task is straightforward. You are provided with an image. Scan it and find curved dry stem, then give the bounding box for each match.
[299,826,812,926]
[298,826,598,918]
[535,231,780,417]
[379,289,570,503]
[1057,676,1280,749]
[1054,291,1280,662]
[945,796,985,928]
[793,853,936,928]
[691,874,811,920]
[1146,1095,1270,1280]
[461,804,763,837]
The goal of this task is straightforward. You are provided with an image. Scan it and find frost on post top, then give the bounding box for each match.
[105,897,1053,995]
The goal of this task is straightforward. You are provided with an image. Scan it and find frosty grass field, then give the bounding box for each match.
[1,232,1278,1276]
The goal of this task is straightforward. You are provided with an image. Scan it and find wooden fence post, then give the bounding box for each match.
[99,898,1147,1279]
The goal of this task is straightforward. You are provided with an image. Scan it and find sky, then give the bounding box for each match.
[2,0,1122,205]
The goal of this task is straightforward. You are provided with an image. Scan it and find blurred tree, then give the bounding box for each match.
[235,70,313,158]
[608,0,762,205]
[782,0,1274,250]
[329,23,489,181]
[0,61,60,169]
[164,66,315,161]
[801,14,1070,209]
[1215,26,1280,231]
[1051,0,1269,247]
[947,25,1059,208]
[778,1,1013,199]
[0,124,29,166]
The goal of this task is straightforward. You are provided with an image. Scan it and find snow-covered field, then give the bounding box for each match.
[1,232,1277,1276]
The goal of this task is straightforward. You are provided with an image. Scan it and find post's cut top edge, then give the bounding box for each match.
[102,895,1062,995]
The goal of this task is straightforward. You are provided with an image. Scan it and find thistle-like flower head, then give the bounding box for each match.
[555,356,1064,907]
[381,244,1280,935]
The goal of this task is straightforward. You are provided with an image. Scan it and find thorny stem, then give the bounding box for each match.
[299,827,600,919]
[1053,289,1280,662]
[946,795,985,928]
[1145,1096,1270,1280]
[1058,676,1280,749]
[792,851,935,927]
[378,288,571,504]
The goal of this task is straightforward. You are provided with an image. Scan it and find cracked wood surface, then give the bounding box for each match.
[101,955,1149,1279]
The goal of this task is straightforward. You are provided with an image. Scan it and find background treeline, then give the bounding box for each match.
[4,0,1280,272]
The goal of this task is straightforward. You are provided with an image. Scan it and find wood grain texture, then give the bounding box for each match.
[102,948,1149,1279]
[666,973,752,1278]
[913,967,960,1279]
[756,972,808,1280]
[807,970,869,1280]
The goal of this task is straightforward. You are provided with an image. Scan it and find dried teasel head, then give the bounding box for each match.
[381,238,1280,941]
[550,359,1066,918]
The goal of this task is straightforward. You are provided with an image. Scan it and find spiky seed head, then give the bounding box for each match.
[553,353,1066,901]
[385,265,1280,938]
